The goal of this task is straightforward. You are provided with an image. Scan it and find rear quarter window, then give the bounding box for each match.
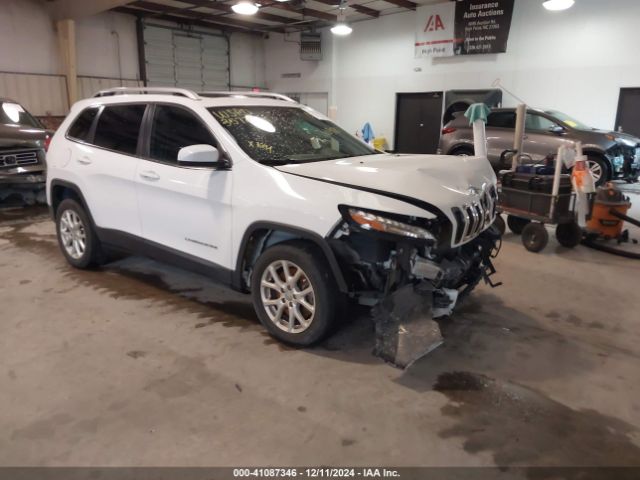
[487,112,516,129]
[93,104,146,155]
[67,107,99,142]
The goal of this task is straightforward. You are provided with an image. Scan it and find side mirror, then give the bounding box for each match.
[177,144,231,169]
[549,125,565,135]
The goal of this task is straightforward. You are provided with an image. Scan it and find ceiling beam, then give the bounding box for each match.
[114,6,270,34]
[351,4,380,17]
[381,0,416,10]
[310,0,379,18]
[176,0,300,25]
[267,3,337,22]
[129,1,285,32]
[48,0,135,20]
[349,4,380,18]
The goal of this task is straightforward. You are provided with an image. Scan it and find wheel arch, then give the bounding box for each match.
[582,149,613,181]
[50,180,91,220]
[234,222,349,294]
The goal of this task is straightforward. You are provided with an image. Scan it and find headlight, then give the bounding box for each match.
[345,207,436,242]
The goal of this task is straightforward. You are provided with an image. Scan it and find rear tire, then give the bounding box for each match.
[55,198,103,269]
[450,146,474,156]
[250,241,342,346]
[556,222,582,248]
[507,215,531,235]
[522,223,549,253]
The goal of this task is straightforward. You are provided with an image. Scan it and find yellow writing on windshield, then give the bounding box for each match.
[211,108,251,127]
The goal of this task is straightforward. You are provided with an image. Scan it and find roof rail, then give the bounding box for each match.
[198,91,297,103]
[93,87,200,100]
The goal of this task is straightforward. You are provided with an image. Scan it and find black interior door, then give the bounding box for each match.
[615,88,640,137]
[394,92,443,154]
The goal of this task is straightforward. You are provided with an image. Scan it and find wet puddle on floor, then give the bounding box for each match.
[433,371,640,468]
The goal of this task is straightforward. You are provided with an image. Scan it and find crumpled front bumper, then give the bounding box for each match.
[372,225,502,369]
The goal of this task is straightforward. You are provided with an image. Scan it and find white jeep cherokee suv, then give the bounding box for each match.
[47,87,500,348]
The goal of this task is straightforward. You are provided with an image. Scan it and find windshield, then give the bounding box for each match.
[545,110,592,130]
[0,102,41,128]
[208,106,376,164]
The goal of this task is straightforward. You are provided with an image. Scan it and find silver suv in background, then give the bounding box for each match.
[438,108,640,185]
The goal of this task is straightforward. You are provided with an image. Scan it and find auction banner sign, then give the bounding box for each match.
[415,0,515,58]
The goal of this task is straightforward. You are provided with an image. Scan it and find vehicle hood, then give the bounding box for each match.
[0,124,47,149]
[582,129,640,147]
[275,153,497,215]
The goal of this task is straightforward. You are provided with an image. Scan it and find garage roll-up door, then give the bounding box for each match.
[143,23,230,91]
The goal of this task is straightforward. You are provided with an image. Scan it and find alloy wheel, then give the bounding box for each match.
[59,209,87,260]
[587,159,603,183]
[260,260,316,334]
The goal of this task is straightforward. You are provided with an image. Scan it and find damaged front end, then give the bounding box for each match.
[329,202,502,369]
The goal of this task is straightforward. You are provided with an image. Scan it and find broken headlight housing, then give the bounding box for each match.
[340,205,437,243]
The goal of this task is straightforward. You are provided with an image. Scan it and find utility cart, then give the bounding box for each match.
[494,147,582,253]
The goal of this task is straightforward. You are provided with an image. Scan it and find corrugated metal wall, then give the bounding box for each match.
[0,73,68,116]
[77,77,142,100]
[0,72,142,117]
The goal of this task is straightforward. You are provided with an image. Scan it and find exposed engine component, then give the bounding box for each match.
[331,219,502,368]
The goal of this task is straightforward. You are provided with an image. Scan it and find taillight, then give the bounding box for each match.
[442,127,457,135]
[44,134,51,152]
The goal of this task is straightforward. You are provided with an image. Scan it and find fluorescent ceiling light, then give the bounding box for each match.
[543,0,575,11]
[232,1,259,15]
[331,22,352,36]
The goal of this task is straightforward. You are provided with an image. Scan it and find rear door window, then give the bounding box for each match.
[67,107,99,142]
[487,112,516,129]
[93,104,146,155]
[149,105,217,164]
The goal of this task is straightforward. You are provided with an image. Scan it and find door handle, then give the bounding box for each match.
[139,170,160,181]
[77,156,92,165]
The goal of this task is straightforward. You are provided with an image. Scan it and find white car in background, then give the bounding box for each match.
[46,88,501,347]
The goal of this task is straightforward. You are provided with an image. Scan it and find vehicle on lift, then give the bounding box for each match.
[46,87,501,347]
[0,98,50,201]
[438,108,640,186]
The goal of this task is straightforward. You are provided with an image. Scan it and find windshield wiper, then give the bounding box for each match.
[260,159,296,166]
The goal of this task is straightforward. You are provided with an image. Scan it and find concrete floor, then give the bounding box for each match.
[0,190,639,469]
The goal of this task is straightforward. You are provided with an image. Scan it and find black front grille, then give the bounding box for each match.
[0,150,39,169]
[451,185,497,245]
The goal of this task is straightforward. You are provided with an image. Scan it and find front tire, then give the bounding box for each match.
[251,242,341,346]
[55,199,103,269]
